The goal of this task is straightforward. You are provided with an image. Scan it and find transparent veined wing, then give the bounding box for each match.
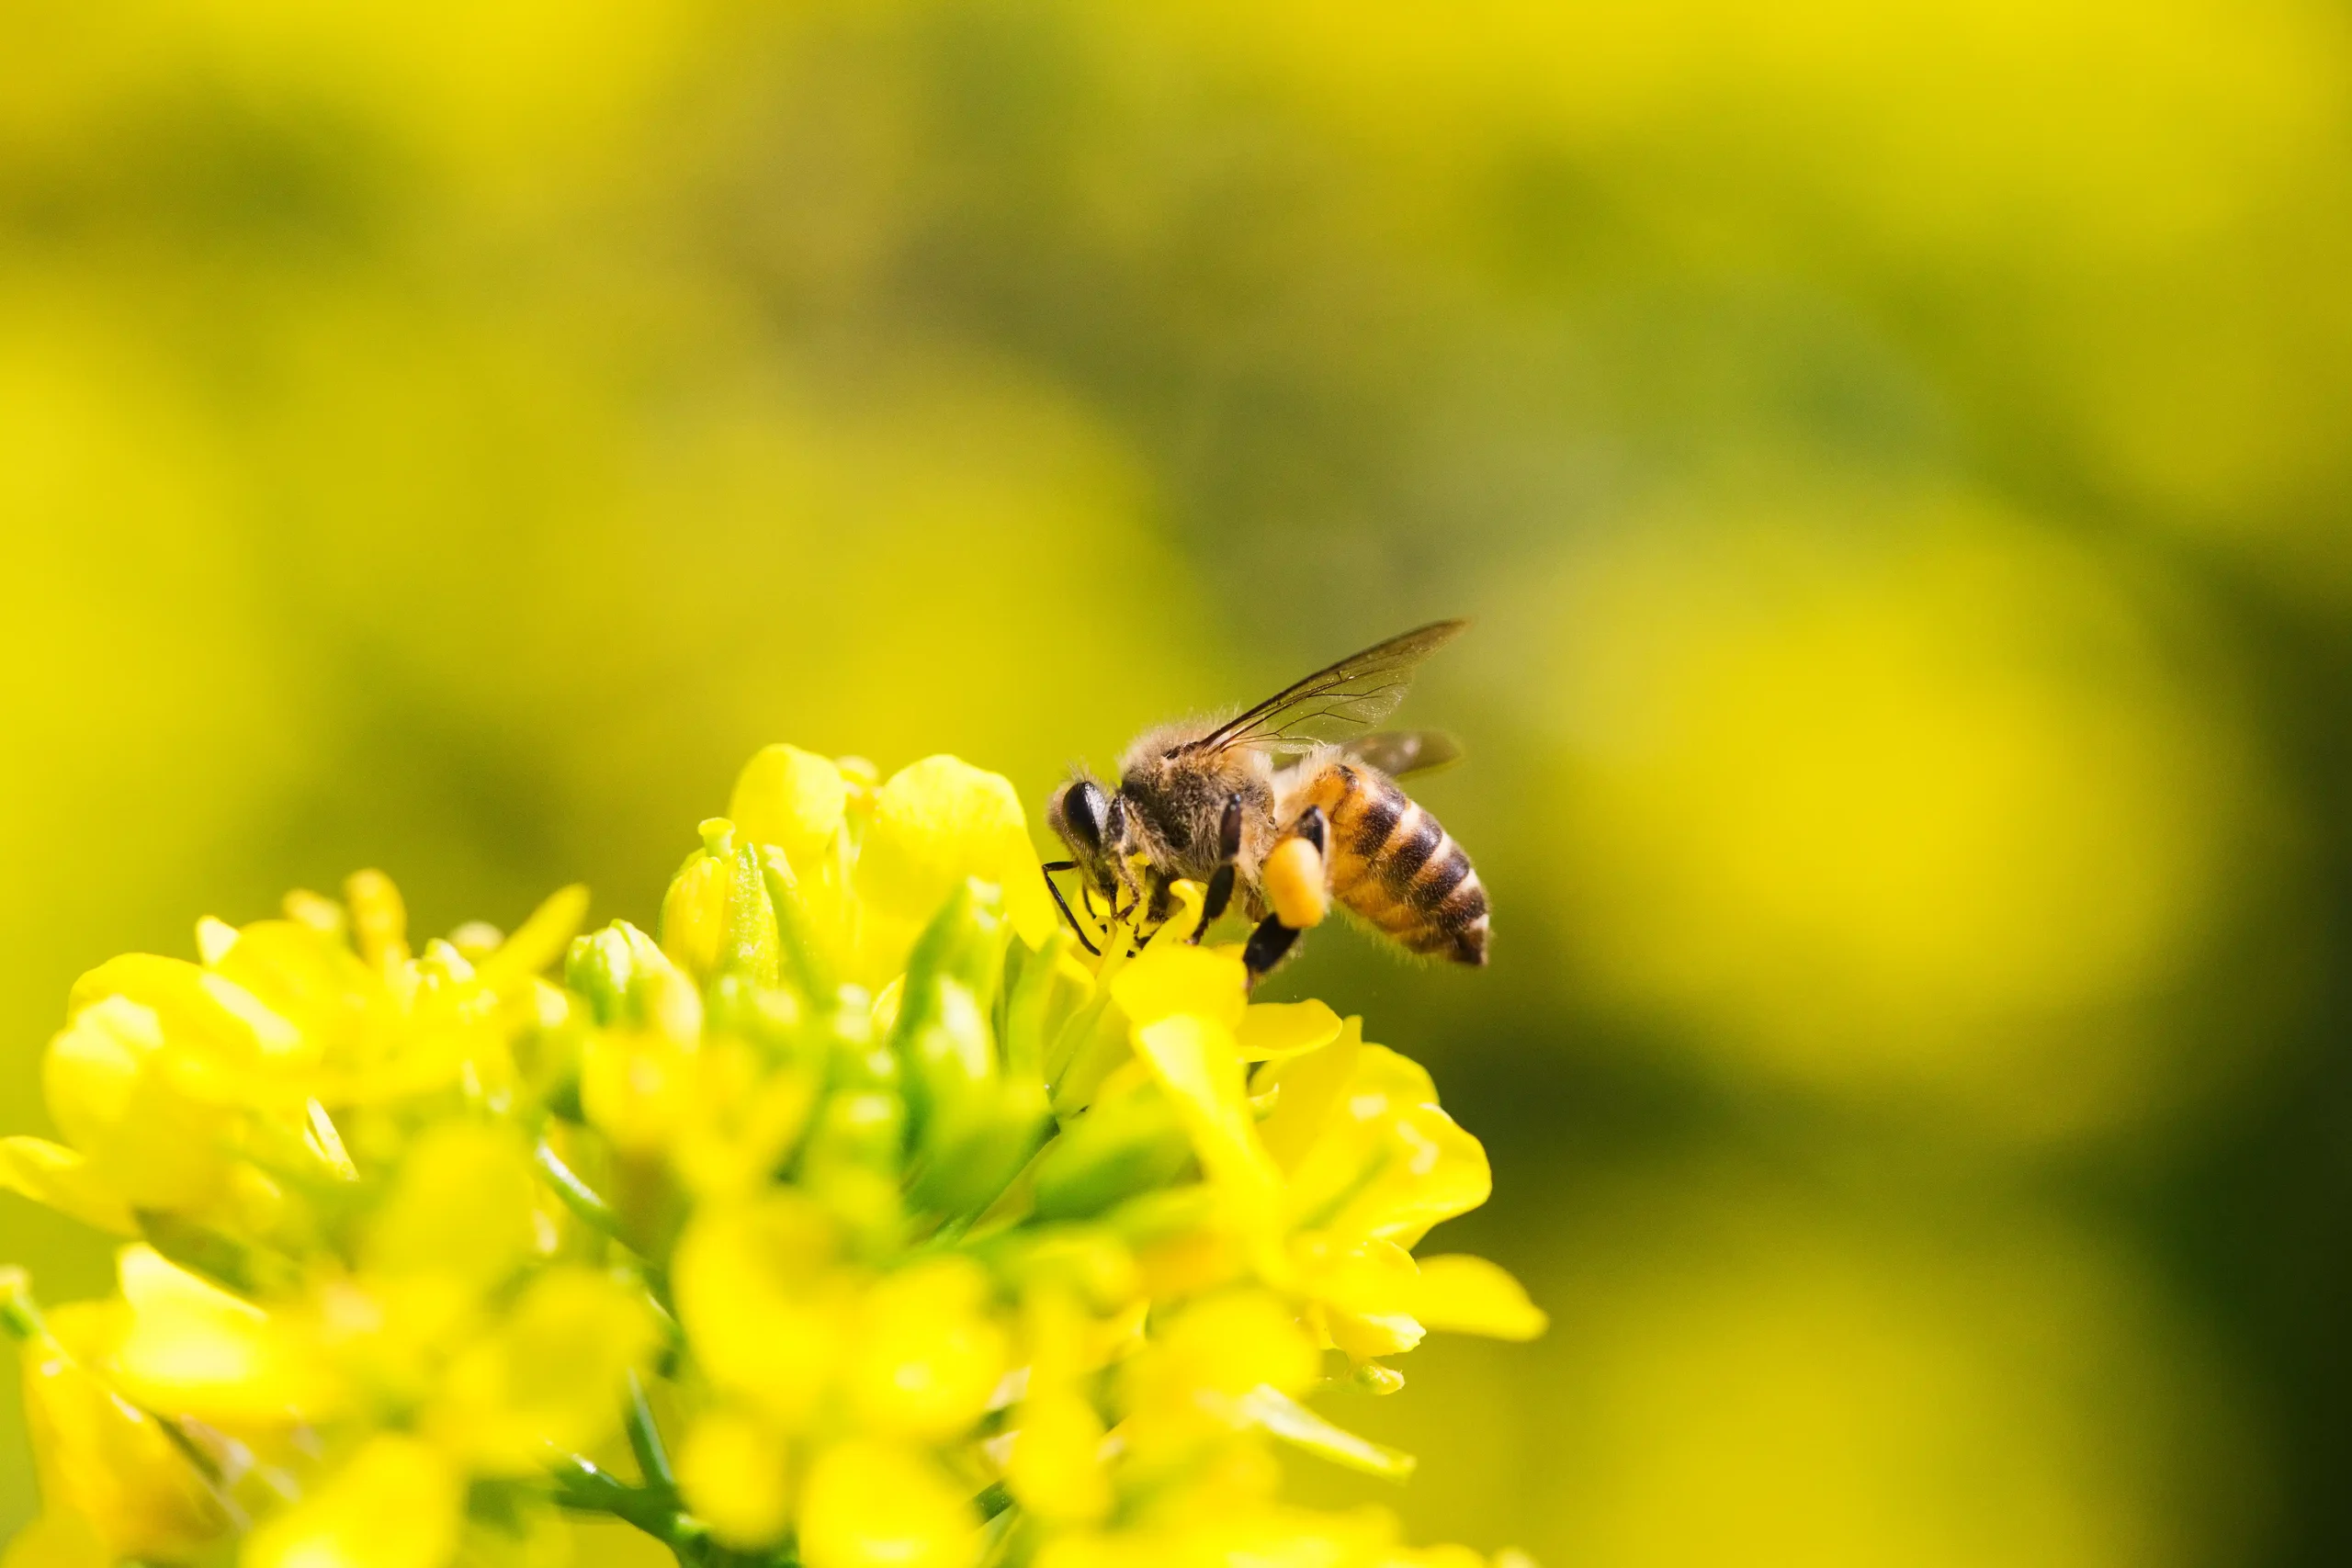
[1337,729,1463,777]
[1182,620,1468,757]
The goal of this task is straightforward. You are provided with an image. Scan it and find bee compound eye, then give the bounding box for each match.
[1059,780,1107,851]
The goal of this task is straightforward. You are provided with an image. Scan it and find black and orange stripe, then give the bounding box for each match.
[1289,761,1488,965]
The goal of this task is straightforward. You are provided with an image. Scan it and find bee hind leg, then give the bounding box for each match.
[1241,807,1330,985]
[1242,913,1303,982]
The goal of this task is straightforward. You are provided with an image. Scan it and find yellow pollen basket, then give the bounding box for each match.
[1264,838,1329,929]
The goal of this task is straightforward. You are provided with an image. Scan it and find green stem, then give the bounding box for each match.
[626,1370,674,1490]
[551,1454,805,1568]
[535,1138,676,1317]
[549,1455,701,1547]
[534,1139,621,1235]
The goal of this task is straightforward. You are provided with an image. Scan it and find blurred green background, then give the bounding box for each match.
[6,2,2352,1563]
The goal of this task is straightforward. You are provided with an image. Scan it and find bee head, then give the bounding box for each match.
[1046,773,1123,897]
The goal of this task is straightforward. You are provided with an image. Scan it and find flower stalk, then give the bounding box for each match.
[628,1369,677,1491]
[548,1455,714,1556]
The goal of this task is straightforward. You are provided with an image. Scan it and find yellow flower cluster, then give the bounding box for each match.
[1,746,1544,1568]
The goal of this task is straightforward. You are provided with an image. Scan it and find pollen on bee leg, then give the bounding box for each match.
[1263,837,1329,929]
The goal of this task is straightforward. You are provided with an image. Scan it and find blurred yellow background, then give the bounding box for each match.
[5,1,2349,1563]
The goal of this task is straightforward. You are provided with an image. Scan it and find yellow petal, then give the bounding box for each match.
[1408,1255,1548,1341]
[424,1268,659,1474]
[797,1441,977,1568]
[343,870,412,975]
[855,755,1056,976]
[114,1246,334,1424]
[1046,996,1136,1116]
[68,953,312,1089]
[1294,1236,1418,1325]
[1133,1015,1278,1212]
[471,885,592,992]
[677,1407,794,1549]
[1151,878,1210,952]
[1397,1549,1497,1568]
[1325,1308,1425,1361]
[673,1037,818,1199]
[660,826,737,982]
[1117,1289,1319,1462]
[1007,1389,1110,1524]
[1278,1039,1493,1245]
[242,1435,462,1568]
[43,997,236,1212]
[580,1030,698,1159]
[1233,1000,1342,1064]
[730,745,848,879]
[18,1303,229,1560]
[1144,1289,1319,1403]
[2,1510,110,1568]
[363,1122,537,1294]
[673,1193,852,1429]
[1349,1043,1440,1111]
[1029,1532,1117,1568]
[1337,1105,1493,1245]
[195,916,242,965]
[1234,1384,1416,1480]
[0,1138,136,1235]
[1109,946,1248,1032]
[845,1258,1007,1440]
[1253,1017,1363,1173]
[206,921,382,1057]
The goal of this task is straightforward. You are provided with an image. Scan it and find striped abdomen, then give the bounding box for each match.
[1288,761,1488,965]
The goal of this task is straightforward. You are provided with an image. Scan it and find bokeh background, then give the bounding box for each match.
[6,3,2352,1563]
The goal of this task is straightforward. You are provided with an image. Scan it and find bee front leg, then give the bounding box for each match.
[1191,793,1247,944]
[1193,867,1236,943]
[1039,861,1102,957]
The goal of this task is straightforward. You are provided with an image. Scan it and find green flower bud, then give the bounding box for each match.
[890,881,1007,1149]
[819,987,896,1093]
[659,820,781,987]
[759,850,836,998]
[797,1089,909,1254]
[801,1090,905,1178]
[909,1079,1050,1222]
[1032,1086,1197,1221]
[1001,929,1089,1083]
[1046,997,1131,1116]
[564,920,675,1029]
[703,975,808,1064]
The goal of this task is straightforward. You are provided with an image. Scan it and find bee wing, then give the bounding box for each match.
[1339,729,1463,778]
[1183,620,1469,758]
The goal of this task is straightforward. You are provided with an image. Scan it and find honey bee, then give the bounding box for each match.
[1044,620,1487,983]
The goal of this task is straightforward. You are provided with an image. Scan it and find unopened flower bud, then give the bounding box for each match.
[661,820,782,987]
